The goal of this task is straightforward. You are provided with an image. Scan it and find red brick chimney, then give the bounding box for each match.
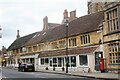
[63,9,68,19]
[43,16,48,31]
[69,10,77,22]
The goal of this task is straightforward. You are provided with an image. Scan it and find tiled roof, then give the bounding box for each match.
[38,46,98,57]
[48,23,60,29]
[7,32,36,51]
[25,11,104,46]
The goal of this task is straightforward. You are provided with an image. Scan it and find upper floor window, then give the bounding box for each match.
[33,46,37,51]
[39,44,44,51]
[80,34,90,45]
[52,42,58,49]
[59,40,65,48]
[16,49,18,53]
[28,47,32,52]
[106,8,119,32]
[69,38,77,47]
[45,43,50,50]
[22,47,27,52]
[20,47,22,53]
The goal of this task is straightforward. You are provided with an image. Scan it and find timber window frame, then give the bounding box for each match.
[109,43,120,64]
[39,44,44,51]
[106,8,119,33]
[28,47,32,52]
[69,38,77,47]
[33,45,37,51]
[59,40,65,49]
[52,42,58,49]
[80,34,90,45]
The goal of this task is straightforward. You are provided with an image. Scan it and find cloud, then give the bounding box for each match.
[0,0,87,49]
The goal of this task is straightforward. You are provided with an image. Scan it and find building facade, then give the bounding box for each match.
[7,1,120,73]
[103,2,120,73]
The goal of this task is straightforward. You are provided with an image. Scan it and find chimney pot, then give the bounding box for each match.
[17,30,20,39]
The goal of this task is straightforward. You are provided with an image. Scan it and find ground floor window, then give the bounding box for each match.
[45,58,49,65]
[71,56,76,67]
[79,55,88,66]
[50,58,52,67]
[41,58,44,65]
[39,56,76,67]
[58,57,62,67]
[53,58,57,67]
[109,43,120,64]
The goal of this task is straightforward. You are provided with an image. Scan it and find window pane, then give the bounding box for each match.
[113,19,116,30]
[115,44,117,52]
[79,55,88,66]
[53,58,57,67]
[108,21,110,32]
[58,58,62,67]
[116,18,119,30]
[45,58,49,65]
[109,45,111,52]
[115,53,118,63]
[107,13,109,20]
[113,10,115,18]
[65,57,70,67]
[71,56,76,67]
[110,54,112,63]
[110,11,112,19]
[74,38,77,46]
[41,58,44,65]
[115,9,117,17]
[88,34,90,43]
[112,45,114,52]
[81,36,83,44]
[50,58,52,67]
[113,54,115,63]
[110,20,113,31]
[85,35,88,43]
[83,36,85,44]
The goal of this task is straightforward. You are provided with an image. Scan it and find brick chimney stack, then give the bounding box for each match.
[43,16,48,31]
[69,10,77,22]
[63,9,68,19]
[17,30,20,39]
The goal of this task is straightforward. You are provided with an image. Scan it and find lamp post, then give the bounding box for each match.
[65,18,69,73]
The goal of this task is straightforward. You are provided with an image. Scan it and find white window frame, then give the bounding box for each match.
[79,55,88,67]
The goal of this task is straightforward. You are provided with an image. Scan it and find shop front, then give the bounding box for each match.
[37,46,100,72]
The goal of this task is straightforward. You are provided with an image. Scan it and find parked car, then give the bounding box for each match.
[18,63,35,72]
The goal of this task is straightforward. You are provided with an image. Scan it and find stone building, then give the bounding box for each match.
[7,1,120,73]
[103,2,120,73]
[88,1,105,14]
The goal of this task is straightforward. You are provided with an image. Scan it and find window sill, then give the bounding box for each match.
[103,30,120,37]
[109,64,120,65]
[79,65,88,68]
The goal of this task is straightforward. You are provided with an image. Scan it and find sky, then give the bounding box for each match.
[0,0,88,49]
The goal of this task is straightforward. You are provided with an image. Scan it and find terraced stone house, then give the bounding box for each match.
[7,1,120,73]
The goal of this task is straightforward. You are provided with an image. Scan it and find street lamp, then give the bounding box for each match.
[65,18,69,73]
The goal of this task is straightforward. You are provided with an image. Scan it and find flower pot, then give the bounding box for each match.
[46,67,48,70]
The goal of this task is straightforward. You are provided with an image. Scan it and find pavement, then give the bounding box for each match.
[2,66,120,80]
